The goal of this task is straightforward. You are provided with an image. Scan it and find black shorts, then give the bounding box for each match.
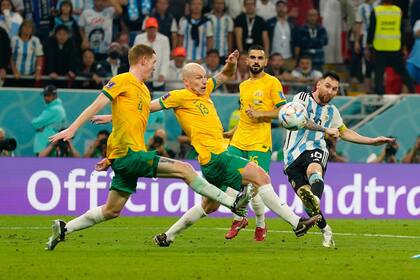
[284,149,328,191]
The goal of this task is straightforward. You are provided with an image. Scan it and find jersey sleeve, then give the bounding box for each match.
[292,92,310,108]
[270,78,287,107]
[101,77,124,100]
[330,105,346,131]
[159,90,184,109]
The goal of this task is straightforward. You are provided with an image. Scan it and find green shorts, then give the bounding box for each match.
[201,150,249,192]
[110,149,160,194]
[228,145,271,173]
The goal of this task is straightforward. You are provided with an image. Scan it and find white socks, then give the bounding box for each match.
[257,184,300,229]
[65,206,106,234]
[251,194,266,228]
[190,176,235,208]
[165,204,207,241]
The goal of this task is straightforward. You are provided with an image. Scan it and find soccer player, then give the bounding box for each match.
[45,44,251,251]
[223,45,339,241]
[152,50,322,247]
[282,71,394,247]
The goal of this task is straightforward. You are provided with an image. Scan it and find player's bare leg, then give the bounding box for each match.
[156,157,251,215]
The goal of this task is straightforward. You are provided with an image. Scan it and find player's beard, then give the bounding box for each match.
[250,64,264,75]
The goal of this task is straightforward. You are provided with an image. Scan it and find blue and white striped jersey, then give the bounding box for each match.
[207,13,233,57]
[283,92,344,169]
[178,16,213,61]
[11,35,44,75]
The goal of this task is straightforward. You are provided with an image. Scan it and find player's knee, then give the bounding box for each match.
[178,161,195,177]
[308,172,323,185]
[201,197,219,214]
[245,162,270,186]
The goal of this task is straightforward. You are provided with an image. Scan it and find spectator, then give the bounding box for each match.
[79,0,122,60]
[226,51,249,93]
[325,137,347,162]
[148,128,176,158]
[321,0,355,64]
[168,0,187,22]
[295,9,328,71]
[225,0,242,19]
[234,0,269,54]
[178,0,213,62]
[202,48,223,76]
[0,0,23,38]
[351,0,375,89]
[256,0,275,21]
[290,55,323,93]
[97,42,128,78]
[366,0,415,94]
[75,48,103,89]
[0,127,14,156]
[367,138,399,163]
[207,0,234,59]
[10,0,22,15]
[166,46,186,91]
[120,0,153,44]
[10,20,43,86]
[402,135,420,163]
[265,52,293,82]
[146,0,178,48]
[23,0,55,43]
[84,129,109,158]
[31,85,67,156]
[0,26,10,85]
[49,0,82,48]
[287,0,314,27]
[44,25,78,87]
[134,17,170,91]
[115,30,130,65]
[55,0,88,21]
[266,0,297,70]
[407,20,420,87]
[38,138,80,157]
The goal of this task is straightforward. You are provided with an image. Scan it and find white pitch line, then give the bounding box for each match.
[0,226,419,240]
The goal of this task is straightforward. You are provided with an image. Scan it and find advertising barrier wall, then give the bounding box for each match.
[0,158,419,218]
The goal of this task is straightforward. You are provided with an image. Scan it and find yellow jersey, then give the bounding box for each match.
[159,79,225,164]
[102,72,151,159]
[230,73,286,152]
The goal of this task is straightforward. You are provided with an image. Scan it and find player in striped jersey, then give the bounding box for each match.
[283,71,395,247]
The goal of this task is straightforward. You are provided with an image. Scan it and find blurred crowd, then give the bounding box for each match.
[0,0,418,94]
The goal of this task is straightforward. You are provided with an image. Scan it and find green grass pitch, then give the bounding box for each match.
[1,216,419,279]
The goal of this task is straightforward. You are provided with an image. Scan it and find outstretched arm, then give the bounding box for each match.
[50,94,110,142]
[151,99,164,112]
[340,128,395,145]
[305,119,340,138]
[212,50,239,89]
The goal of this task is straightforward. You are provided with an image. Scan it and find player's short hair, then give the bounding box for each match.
[128,44,155,66]
[248,44,264,53]
[322,71,341,83]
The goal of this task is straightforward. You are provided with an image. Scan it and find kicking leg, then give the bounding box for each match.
[156,157,249,214]
[224,187,249,239]
[45,190,129,250]
[154,197,220,246]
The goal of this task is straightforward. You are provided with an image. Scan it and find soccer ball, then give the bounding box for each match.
[278,102,307,130]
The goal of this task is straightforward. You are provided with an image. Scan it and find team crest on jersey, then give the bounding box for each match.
[105,81,115,89]
[162,93,171,100]
[254,90,263,97]
[322,114,330,123]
